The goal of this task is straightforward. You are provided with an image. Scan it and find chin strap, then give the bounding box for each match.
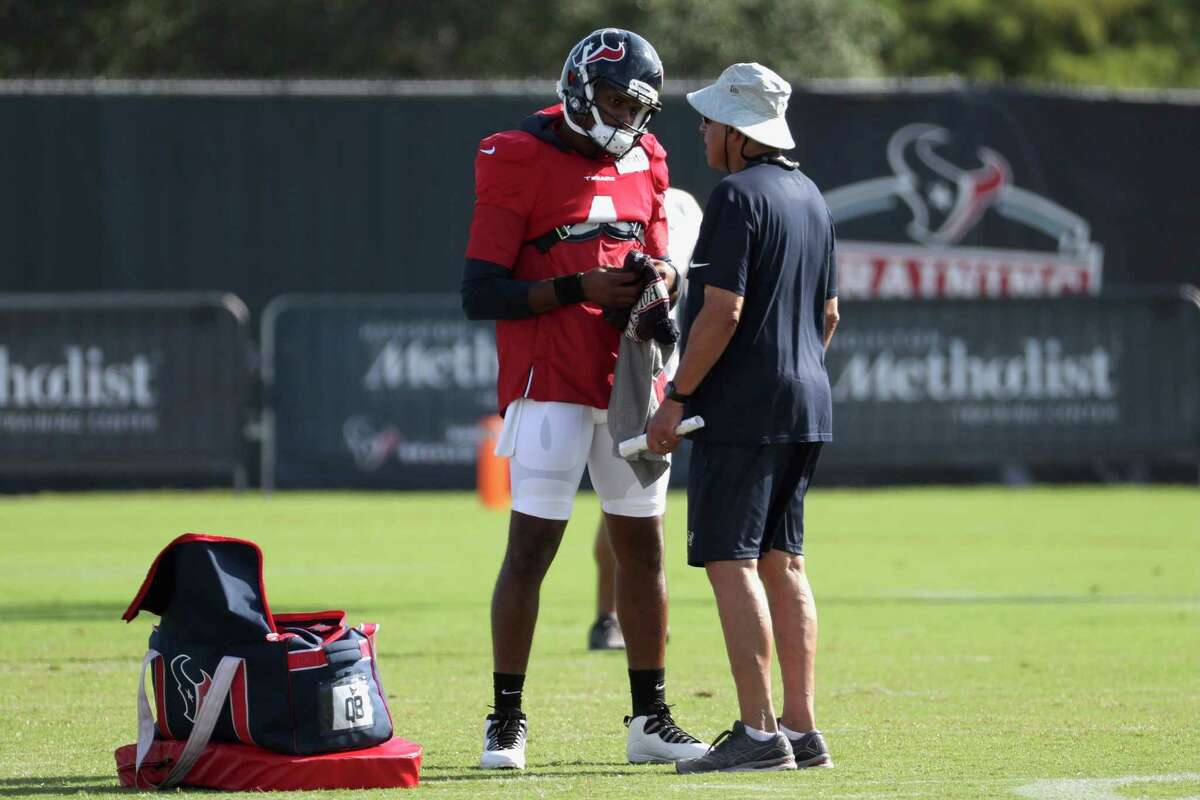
[741,137,797,170]
[560,82,640,157]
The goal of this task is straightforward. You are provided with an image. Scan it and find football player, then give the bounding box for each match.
[462,28,706,770]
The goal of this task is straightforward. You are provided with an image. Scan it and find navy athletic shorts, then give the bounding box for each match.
[685,440,823,567]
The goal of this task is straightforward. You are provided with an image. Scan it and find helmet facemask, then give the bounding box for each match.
[563,79,657,157]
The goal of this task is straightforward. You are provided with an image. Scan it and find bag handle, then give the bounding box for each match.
[134,650,161,785]
[135,650,242,790]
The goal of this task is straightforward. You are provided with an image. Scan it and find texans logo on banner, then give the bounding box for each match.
[825,124,1104,299]
[343,417,403,471]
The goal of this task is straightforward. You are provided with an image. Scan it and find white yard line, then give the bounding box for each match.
[666,773,1200,800]
[1015,773,1200,800]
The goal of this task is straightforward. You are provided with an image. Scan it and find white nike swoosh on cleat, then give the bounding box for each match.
[480,146,496,154]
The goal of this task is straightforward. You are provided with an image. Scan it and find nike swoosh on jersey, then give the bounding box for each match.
[480,146,496,155]
[689,262,709,269]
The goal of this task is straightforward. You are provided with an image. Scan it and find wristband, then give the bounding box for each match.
[552,273,586,305]
[663,259,680,291]
[665,381,691,403]
[660,260,680,304]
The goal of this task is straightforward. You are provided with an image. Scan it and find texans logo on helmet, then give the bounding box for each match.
[582,30,626,65]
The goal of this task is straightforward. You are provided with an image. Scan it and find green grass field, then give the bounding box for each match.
[1,487,1198,799]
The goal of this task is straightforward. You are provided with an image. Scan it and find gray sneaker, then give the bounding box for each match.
[778,723,834,768]
[675,721,797,774]
[587,614,625,651]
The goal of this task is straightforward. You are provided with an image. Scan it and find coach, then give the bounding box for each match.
[647,63,839,774]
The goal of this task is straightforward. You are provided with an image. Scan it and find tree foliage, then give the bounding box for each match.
[0,0,1196,87]
[882,0,1200,88]
[0,0,895,80]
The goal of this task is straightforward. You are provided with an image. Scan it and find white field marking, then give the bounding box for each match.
[1015,773,1200,800]
[668,785,791,795]
[668,786,980,800]
[672,782,998,796]
[898,590,1200,604]
[671,776,1200,799]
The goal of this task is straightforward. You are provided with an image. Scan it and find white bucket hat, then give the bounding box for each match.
[686,62,795,150]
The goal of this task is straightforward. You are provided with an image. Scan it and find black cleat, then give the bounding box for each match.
[587,614,625,651]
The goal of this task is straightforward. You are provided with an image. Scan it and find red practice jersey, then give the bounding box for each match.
[465,105,670,414]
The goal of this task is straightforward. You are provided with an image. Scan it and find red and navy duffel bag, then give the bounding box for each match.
[123,534,396,787]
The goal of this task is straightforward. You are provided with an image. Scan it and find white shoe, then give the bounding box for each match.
[626,704,708,764]
[480,711,527,769]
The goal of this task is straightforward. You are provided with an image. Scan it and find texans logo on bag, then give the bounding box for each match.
[170,655,211,723]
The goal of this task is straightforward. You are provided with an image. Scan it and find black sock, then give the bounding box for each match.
[493,672,525,714]
[629,668,666,717]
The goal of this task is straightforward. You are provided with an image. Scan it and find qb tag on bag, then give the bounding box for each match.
[324,674,374,733]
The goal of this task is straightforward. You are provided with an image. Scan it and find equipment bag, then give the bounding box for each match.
[123,534,394,788]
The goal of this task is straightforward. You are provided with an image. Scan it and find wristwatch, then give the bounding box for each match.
[665,381,691,403]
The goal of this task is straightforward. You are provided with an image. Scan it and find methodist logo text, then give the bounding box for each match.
[0,346,159,435]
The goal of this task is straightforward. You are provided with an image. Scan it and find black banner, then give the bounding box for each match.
[2,83,1197,317]
[263,294,700,491]
[0,293,250,482]
[822,287,1200,467]
[264,290,1198,489]
[263,295,498,489]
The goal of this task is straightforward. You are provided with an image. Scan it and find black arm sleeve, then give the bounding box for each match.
[461,258,537,321]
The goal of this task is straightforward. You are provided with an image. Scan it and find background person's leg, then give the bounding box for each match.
[705,558,779,733]
[594,519,617,619]
[588,519,625,650]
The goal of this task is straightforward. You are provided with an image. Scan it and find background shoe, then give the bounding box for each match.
[625,702,708,763]
[587,614,625,650]
[778,724,834,768]
[480,711,527,769]
[675,721,797,774]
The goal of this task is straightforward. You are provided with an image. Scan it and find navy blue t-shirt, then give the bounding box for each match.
[683,160,837,443]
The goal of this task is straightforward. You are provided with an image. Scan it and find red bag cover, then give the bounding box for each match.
[115,736,422,790]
